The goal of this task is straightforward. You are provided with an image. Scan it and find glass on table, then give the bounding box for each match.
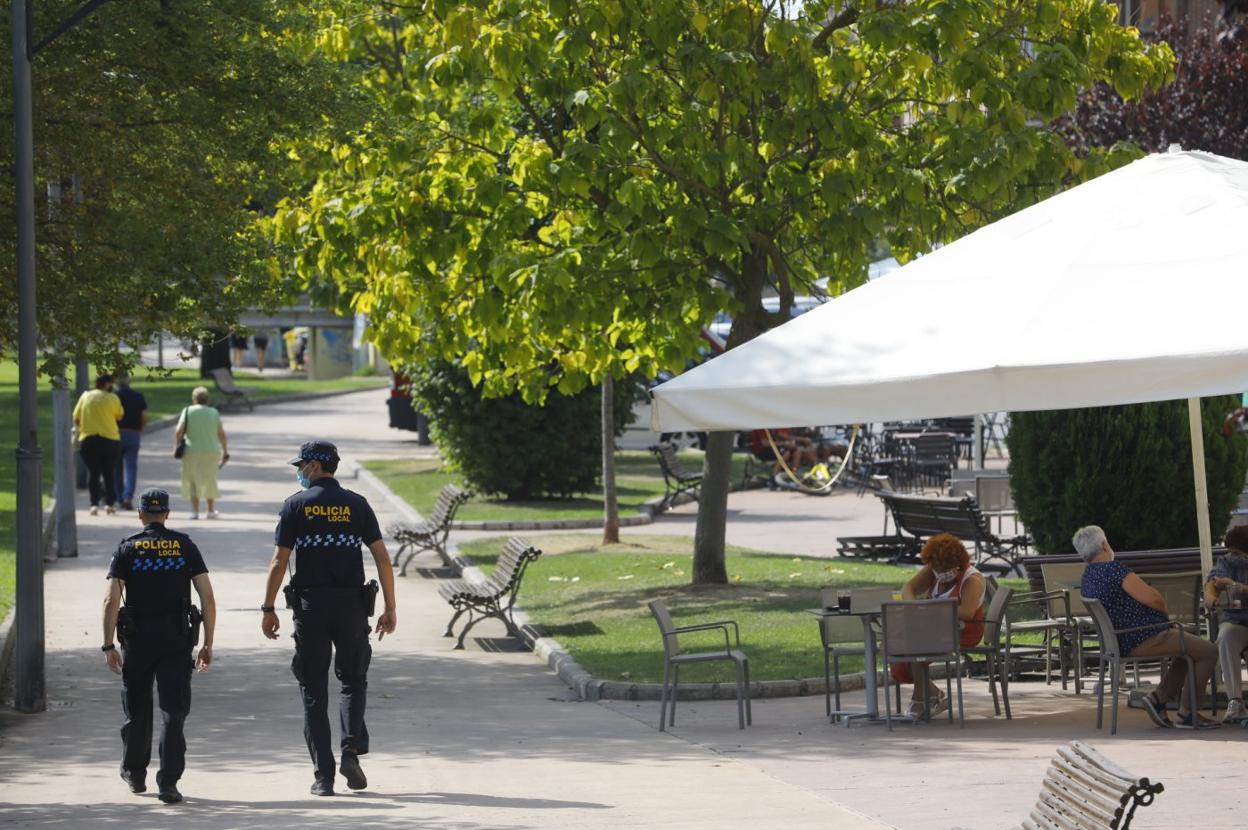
[836,590,851,613]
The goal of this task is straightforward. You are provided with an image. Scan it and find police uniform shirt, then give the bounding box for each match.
[107,523,208,617]
[275,477,382,588]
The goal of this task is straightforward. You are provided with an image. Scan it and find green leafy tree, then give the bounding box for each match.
[270,0,1171,583]
[1008,397,1248,553]
[0,0,358,374]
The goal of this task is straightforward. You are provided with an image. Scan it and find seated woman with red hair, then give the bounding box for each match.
[891,533,986,718]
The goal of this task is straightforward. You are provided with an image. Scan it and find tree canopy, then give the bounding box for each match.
[272,0,1172,401]
[1060,19,1248,160]
[0,0,356,374]
[270,0,1172,583]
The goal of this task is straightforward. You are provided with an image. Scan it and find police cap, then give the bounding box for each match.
[289,440,340,466]
[138,488,171,513]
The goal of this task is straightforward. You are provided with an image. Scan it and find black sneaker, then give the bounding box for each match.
[157,785,182,804]
[340,751,367,791]
[1140,693,1172,728]
[120,769,146,794]
[121,500,133,511]
[309,779,335,797]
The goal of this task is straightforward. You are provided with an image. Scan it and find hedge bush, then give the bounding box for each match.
[1007,396,1248,554]
[407,359,633,499]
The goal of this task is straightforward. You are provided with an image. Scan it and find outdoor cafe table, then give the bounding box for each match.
[806,606,911,727]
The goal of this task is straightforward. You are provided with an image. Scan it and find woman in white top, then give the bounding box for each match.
[893,533,986,717]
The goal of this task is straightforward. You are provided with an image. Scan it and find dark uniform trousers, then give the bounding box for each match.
[291,587,372,782]
[120,622,192,787]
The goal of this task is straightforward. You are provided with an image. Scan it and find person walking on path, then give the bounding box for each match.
[74,373,124,515]
[229,333,249,371]
[113,373,149,511]
[261,440,397,797]
[174,387,229,520]
[252,332,270,372]
[102,488,216,804]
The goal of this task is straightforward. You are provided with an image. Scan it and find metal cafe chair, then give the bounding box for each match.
[880,598,966,729]
[648,599,751,731]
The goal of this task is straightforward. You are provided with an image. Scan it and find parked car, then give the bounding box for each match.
[707,295,827,342]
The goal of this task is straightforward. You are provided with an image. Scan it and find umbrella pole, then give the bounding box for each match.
[1188,397,1214,576]
[973,414,984,470]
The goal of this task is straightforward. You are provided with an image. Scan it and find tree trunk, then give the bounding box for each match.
[601,375,620,544]
[692,430,734,583]
[691,245,770,585]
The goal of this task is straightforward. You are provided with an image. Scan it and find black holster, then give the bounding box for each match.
[283,583,297,609]
[187,604,203,647]
[361,580,379,617]
[116,606,136,646]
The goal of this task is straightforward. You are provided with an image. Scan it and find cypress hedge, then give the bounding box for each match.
[1007,396,1248,554]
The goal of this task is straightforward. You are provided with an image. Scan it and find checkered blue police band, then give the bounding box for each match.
[302,451,336,462]
[296,533,364,550]
[131,556,187,572]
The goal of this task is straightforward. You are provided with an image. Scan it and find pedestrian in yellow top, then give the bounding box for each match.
[74,374,124,515]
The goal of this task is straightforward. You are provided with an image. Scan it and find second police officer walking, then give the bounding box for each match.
[102,488,216,804]
[261,441,398,797]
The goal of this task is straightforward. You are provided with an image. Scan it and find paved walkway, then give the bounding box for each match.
[0,388,887,829]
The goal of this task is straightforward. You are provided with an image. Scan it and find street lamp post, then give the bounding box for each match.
[12,0,47,714]
[11,0,116,713]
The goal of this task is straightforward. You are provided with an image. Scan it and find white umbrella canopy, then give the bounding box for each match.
[651,149,1248,570]
[652,149,1248,432]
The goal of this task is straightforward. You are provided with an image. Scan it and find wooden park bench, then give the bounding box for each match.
[437,536,542,649]
[209,367,255,411]
[649,442,702,510]
[1008,741,1162,829]
[837,491,1030,572]
[1019,545,1223,594]
[389,483,472,574]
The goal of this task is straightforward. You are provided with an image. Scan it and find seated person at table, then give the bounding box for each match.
[750,428,819,476]
[1076,525,1219,729]
[793,427,850,463]
[1203,524,1248,723]
[891,533,985,718]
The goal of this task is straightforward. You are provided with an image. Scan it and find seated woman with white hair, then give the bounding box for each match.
[1076,524,1219,729]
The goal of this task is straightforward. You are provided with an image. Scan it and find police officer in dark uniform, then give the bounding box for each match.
[261,441,397,797]
[102,488,216,804]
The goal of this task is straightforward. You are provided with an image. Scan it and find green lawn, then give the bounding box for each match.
[0,361,385,623]
[365,450,755,521]
[457,533,1032,683]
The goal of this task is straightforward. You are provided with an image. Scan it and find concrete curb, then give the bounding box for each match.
[0,609,15,707]
[145,383,388,433]
[3,500,62,702]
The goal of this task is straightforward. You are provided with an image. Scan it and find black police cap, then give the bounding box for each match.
[289,440,340,466]
[138,488,170,513]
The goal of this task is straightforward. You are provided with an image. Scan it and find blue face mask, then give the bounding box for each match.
[296,466,311,488]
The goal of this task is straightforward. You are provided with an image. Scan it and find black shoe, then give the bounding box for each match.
[310,779,335,797]
[121,500,133,511]
[157,785,182,804]
[340,751,367,791]
[120,769,146,794]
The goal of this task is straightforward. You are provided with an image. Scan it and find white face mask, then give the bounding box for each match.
[932,568,958,583]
